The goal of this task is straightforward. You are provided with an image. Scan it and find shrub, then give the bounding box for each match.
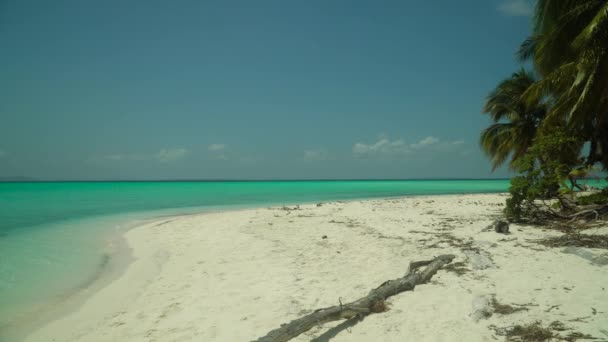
[577,190,608,206]
[504,129,582,221]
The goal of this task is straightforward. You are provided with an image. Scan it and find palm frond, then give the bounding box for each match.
[567,49,605,127]
[522,62,576,110]
[572,3,608,49]
[517,36,538,62]
[483,69,537,122]
[480,124,516,170]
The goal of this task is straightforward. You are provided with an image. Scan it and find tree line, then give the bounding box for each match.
[480,1,608,221]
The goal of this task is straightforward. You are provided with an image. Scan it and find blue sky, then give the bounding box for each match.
[0,0,534,180]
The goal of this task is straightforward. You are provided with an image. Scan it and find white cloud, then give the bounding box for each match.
[303,149,330,162]
[353,138,408,155]
[419,136,439,145]
[353,135,465,157]
[207,144,229,160]
[411,136,439,149]
[498,0,533,17]
[208,144,226,152]
[155,148,189,163]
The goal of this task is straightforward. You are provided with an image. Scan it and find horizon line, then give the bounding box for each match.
[0,177,514,183]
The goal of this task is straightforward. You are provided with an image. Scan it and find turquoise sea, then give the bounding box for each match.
[0,179,516,337]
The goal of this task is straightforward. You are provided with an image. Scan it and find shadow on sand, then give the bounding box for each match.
[310,316,365,342]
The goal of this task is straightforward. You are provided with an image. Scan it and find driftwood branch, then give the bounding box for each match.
[566,204,608,222]
[524,201,608,223]
[254,254,455,342]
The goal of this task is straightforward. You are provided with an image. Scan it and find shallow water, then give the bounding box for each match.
[0,179,520,337]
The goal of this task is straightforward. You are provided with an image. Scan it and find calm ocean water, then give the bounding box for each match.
[0,180,513,336]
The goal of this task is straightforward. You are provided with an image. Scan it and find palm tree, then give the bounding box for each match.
[518,0,608,168]
[480,69,546,170]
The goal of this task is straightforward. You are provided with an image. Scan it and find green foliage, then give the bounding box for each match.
[567,164,601,191]
[577,190,608,206]
[483,1,608,222]
[520,0,608,169]
[480,69,546,170]
[505,177,530,221]
[504,130,582,221]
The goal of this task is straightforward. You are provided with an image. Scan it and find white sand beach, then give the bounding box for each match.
[24,194,608,341]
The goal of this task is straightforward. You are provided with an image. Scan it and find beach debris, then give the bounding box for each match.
[493,321,555,341]
[494,220,510,234]
[443,261,470,275]
[491,298,529,315]
[254,254,455,342]
[463,250,495,270]
[482,220,510,234]
[491,321,597,341]
[561,247,608,266]
[471,295,527,321]
[316,203,323,207]
[471,294,494,321]
[321,235,327,239]
[417,231,480,252]
[539,233,608,249]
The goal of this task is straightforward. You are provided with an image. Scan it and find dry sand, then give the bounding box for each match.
[24,194,608,341]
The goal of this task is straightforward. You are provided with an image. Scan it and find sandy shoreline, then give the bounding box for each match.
[1,222,135,342]
[24,193,608,341]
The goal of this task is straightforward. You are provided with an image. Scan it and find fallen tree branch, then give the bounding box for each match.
[254,254,455,342]
[522,201,608,224]
[566,204,608,223]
